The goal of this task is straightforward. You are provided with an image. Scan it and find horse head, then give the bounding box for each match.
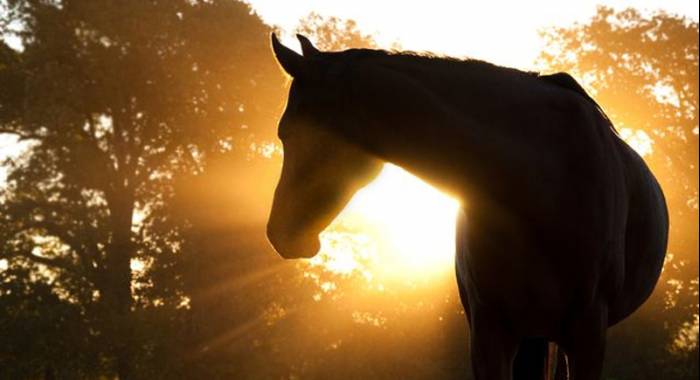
[266,34,383,259]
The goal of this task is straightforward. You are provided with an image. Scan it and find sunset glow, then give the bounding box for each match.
[309,164,460,281]
[249,0,698,68]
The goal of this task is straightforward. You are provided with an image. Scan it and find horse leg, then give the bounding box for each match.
[560,306,608,380]
[455,208,471,324]
[455,262,471,323]
[469,312,519,380]
[554,346,569,380]
[513,338,549,380]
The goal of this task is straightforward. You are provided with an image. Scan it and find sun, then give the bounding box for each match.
[313,164,460,281]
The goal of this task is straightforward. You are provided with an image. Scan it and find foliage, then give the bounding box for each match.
[0,265,101,378]
[295,12,378,51]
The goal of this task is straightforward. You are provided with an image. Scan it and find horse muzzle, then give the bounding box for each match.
[266,223,321,259]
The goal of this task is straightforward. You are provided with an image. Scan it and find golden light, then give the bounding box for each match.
[310,164,460,282]
[618,127,654,157]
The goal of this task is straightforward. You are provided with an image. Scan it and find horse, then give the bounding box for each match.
[265,34,669,380]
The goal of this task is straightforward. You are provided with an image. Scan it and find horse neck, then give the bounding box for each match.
[338,58,533,202]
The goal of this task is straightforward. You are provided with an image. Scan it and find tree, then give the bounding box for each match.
[0,0,285,377]
[0,264,101,378]
[295,12,378,51]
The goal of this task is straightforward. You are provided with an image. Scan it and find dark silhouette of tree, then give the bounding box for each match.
[539,7,699,379]
[0,265,101,378]
[0,0,284,377]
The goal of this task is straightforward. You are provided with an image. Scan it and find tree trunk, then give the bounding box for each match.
[100,190,136,379]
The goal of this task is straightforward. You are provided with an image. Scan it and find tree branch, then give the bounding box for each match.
[134,140,179,184]
[23,220,85,256]
[0,127,43,141]
[2,226,97,282]
[17,250,76,272]
[6,201,99,278]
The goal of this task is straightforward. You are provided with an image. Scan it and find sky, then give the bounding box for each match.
[0,135,22,185]
[246,0,698,69]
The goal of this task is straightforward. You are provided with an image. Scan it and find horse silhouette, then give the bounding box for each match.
[266,34,669,380]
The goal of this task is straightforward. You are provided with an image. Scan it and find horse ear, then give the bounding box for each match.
[296,34,319,57]
[271,33,305,78]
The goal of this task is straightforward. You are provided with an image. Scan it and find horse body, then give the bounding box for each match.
[267,35,668,380]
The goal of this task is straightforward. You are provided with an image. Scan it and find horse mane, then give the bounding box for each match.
[332,48,617,132]
[335,47,519,74]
